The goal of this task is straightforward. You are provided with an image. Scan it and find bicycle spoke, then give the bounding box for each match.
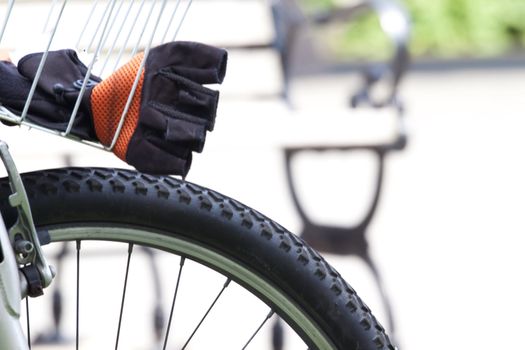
[242,310,275,350]
[162,256,185,350]
[140,247,164,341]
[181,278,231,350]
[115,243,134,349]
[26,297,31,349]
[271,317,284,350]
[76,240,81,350]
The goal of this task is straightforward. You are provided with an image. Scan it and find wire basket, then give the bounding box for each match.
[0,0,194,151]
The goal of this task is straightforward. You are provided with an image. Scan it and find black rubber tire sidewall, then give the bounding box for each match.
[0,168,394,350]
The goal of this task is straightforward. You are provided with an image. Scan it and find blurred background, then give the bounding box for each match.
[1,0,525,349]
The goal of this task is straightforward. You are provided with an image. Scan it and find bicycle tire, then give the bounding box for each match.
[0,167,395,350]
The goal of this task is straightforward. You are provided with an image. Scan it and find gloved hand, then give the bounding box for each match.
[0,52,97,139]
[6,41,228,176]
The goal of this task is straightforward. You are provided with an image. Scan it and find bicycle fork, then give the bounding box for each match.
[0,213,27,349]
[0,139,56,349]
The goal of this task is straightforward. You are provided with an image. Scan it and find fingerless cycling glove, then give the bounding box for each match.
[1,41,227,176]
[0,53,97,139]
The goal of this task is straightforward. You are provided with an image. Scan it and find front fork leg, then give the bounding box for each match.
[0,214,29,350]
[0,139,56,349]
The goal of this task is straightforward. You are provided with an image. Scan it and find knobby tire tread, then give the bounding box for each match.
[0,167,394,350]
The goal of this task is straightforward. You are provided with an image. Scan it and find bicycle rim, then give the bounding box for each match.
[46,224,334,349]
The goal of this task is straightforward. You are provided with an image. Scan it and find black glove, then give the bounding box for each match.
[0,54,97,140]
[7,41,227,176]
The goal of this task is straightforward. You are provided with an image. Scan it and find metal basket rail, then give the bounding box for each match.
[0,0,194,151]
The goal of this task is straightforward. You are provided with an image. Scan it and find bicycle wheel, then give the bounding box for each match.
[0,167,395,350]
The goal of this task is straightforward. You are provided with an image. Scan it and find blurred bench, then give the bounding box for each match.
[216,0,410,108]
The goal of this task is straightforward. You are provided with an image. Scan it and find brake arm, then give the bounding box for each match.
[0,140,55,297]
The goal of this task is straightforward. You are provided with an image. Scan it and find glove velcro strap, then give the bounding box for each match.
[91,52,145,159]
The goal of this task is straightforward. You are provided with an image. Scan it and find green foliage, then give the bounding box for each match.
[300,0,334,13]
[301,0,525,59]
[408,0,525,58]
